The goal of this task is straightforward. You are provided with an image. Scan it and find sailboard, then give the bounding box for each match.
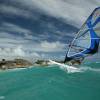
[49,60,81,73]
[64,7,100,64]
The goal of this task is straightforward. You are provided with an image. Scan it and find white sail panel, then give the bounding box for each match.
[94,22,100,37]
[67,23,91,57]
[93,8,100,37]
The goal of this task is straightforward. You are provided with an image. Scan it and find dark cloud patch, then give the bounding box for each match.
[0,5,78,42]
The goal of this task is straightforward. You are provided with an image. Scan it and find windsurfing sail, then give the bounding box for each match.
[64,7,100,63]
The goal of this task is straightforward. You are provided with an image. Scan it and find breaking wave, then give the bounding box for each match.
[49,64,100,74]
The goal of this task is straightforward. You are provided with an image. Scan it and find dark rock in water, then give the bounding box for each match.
[0,59,7,69]
[34,60,49,66]
[0,59,33,70]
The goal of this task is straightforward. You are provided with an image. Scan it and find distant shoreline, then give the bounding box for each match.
[0,59,51,70]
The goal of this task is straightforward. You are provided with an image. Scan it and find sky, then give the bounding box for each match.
[0,0,100,61]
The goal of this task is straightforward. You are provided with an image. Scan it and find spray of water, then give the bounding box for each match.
[48,60,100,73]
[59,65,100,73]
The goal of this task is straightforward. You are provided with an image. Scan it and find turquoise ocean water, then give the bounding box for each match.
[0,62,100,100]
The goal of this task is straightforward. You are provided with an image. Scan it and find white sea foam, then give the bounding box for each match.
[79,67,100,72]
[0,96,5,100]
[59,65,100,73]
[58,64,83,73]
[4,67,27,72]
[48,60,100,73]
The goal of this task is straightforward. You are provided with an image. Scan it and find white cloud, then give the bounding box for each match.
[31,52,40,58]
[5,40,66,54]
[0,38,29,45]
[25,41,66,52]
[0,45,40,61]
[13,46,25,56]
[40,41,65,52]
[0,46,25,57]
[0,4,34,19]
[0,32,15,39]
[1,22,32,35]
